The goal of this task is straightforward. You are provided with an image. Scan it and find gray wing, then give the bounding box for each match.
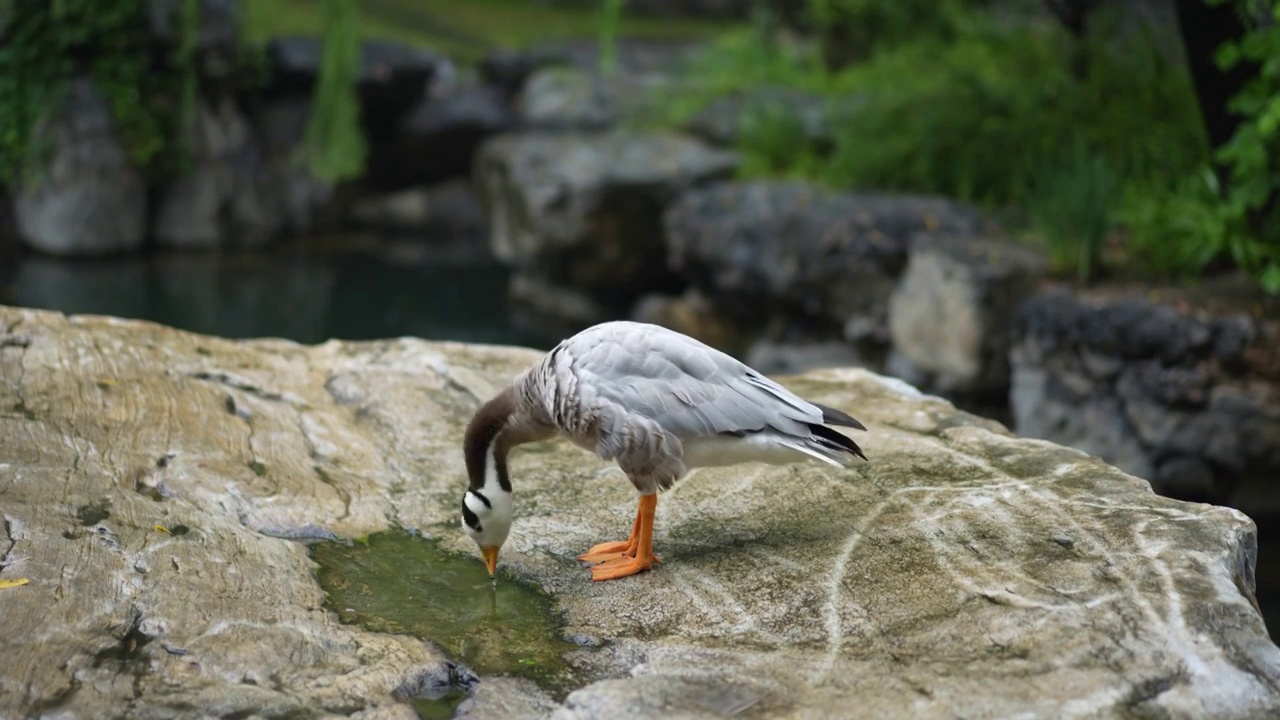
[565,321,829,445]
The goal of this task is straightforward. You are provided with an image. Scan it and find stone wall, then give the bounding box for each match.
[1011,288,1280,514]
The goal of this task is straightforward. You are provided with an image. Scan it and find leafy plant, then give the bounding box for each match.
[736,101,817,177]
[1204,0,1280,291]
[0,1,183,183]
[598,0,624,76]
[303,0,367,183]
[1026,136,1119,282]
[806,0,976,67]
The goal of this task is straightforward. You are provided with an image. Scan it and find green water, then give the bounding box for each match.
[310,530,580,712]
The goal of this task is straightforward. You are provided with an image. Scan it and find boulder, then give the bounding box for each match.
[13,77,147,256]
[363,71,515,192]
[683,86,860,150]
[1,304,1276,719]
[665,180,993,356]
[148,0,239,77]
[475,130,737,313]
[479,39,704,100]
[515,66,668,132]
[153,97,285,249]
[265,36,450,124]
[349,178,487,237]
[1010,287,1280,511]
[252,98,336,234]
[887,235,1046,399]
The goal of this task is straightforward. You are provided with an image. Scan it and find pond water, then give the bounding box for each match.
[0,245,553,349]
[310,530,582,718]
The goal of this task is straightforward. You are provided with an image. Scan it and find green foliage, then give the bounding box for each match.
[1118,169,1230,277]
[303,0,367,183]
[806,0,977,67]
[1026,136,1120,282]
[597,0,624,76]
[735,102,820,178]
[0,0,182,183]
[820,22,1206,207]
[661,0,1280,289]
[173,0,202,173]
[1205,0,1280,291]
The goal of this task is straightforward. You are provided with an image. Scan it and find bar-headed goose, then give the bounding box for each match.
[461,320,867,581]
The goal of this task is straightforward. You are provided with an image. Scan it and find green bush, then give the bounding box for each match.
[821,21,1207,207]
[1204,0,1280,291]
[806,0,981,68]
[1027,136,1120,282]
[0,0,193,183]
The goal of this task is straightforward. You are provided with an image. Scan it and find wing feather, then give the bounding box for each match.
[563,322,832,443]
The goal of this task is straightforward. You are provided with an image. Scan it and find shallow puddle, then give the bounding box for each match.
[310,529,579,715]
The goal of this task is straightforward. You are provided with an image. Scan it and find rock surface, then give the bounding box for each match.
[476,130,737,313]
[887,235,1045,399]
[2,305,1278,719]
[1011,287,1280,513]
[683,86,859,150]
[153,98,285,249]
[13,77,147,257]
[666,180,993,357]
[364,71,516,192]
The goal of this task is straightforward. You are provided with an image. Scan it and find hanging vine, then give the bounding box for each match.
[303,0,366,183]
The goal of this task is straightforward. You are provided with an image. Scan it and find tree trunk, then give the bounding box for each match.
[1173,0,1259,152]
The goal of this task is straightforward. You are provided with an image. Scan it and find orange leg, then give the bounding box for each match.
[576,505,641,563]
[585,494,659,581]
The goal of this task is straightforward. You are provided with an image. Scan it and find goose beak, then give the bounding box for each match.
[481,546,500,577]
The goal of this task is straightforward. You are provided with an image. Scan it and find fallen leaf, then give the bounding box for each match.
[153,524,170,533]
[0,578,30,590]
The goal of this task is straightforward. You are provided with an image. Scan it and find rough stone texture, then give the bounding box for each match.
[666,180,994,359]
[13,77,147,257]
[887,235,1046,399]
[683,87,861,150]
[252,98,336,235]
[154,98,285,249]
[630,290,743,357]
[349,179,487,237]
[1011,287,1280,512]
[515,67,668,132]
[2,304,1278,719]
[476,130,737,313]
[266,37,449,123]
[364,69,516,192]
[148,0,239,77]
[480,40,703,100]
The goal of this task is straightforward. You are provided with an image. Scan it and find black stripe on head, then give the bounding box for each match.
[470,490,492,508]
[461,499,482,532]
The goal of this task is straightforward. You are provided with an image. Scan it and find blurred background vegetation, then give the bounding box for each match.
[6,0,1274,290]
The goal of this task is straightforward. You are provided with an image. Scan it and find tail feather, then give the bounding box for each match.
[812,402,867,431]
[809,423,868,462]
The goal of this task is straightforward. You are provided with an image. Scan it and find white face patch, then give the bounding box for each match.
[461,446,514,549]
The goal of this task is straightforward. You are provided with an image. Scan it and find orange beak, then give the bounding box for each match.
[481,546,500,577]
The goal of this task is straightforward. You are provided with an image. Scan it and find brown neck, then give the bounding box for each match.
[464,387,518,492]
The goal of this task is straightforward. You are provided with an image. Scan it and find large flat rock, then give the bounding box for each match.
[0,305,1277,719]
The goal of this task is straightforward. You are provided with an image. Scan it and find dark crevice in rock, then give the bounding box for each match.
[185,370,291,404]
[1121,667,1186,710]
[0,515,16,572]
[94,607,155,703]
[314,466,352,522]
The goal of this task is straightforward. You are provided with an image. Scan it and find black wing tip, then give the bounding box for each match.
[809,423,869,462]
[813,402,867,432]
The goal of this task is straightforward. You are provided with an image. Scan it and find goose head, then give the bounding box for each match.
[460,385,551,576]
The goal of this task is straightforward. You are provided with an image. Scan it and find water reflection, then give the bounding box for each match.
[1,246,551,348]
